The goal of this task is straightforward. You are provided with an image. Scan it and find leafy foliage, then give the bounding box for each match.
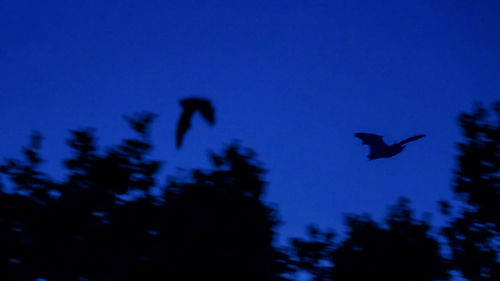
[2,102,500,280]
[443,102,500,281]
[291,199,449,281]
[0,113,290,281]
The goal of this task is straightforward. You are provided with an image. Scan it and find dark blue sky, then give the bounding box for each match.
[1,0,499,242]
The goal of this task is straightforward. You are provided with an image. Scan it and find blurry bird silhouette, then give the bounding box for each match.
[176,97,215,148]
[355,133,425,160]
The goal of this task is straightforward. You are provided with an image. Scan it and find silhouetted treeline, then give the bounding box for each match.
[290,199,449,281]
[0,114,290,281]
[442,103,500,280]
[1,103,499,280]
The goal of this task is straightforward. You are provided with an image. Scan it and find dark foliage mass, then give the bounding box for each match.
[0,114,289,281]
[442,102,500,281]
[1,102,499,281]
[330,199,449,281]
[290,199,449,281]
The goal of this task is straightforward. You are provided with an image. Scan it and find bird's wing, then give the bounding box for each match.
[176,97,215,149]
[355,133,385,146]
[398,134,425,146]
[196,100,215,125]
[180,98,215,125]
[176,107,195,148]
[354,133,387,154]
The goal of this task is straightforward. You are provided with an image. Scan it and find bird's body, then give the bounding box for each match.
[176,97,215,148]
[354,133,425,160]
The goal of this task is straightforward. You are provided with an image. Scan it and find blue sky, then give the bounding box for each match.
[1,0,499,243]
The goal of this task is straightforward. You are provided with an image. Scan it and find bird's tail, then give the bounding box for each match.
[398,134,426,146]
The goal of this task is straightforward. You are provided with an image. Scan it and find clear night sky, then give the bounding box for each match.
[1,0,499,243]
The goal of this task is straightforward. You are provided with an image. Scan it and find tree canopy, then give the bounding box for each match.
[1,102,500,281]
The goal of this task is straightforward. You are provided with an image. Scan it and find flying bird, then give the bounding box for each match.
[354,133,425,160]
[176,97,215,149]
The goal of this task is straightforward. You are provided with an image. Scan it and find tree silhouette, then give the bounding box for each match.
[443,102,500,281]
[331,198,449,281]
[290,225,335,281]
[3,102,500,281]
[0,113,291,281]
[154,143,292,280]
[291,198,449,281]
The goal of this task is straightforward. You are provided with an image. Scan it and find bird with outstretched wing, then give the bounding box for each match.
[354,133,425,160]
[176,97,215,149]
